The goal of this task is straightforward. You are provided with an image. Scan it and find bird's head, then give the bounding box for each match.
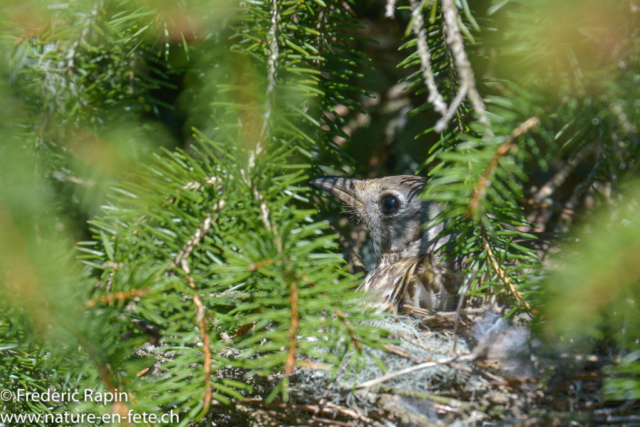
[312,175,439,258]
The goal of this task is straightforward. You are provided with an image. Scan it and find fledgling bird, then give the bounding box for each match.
[311,175,462,313]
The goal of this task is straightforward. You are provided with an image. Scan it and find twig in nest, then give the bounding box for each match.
[397,332,447,355]
[384,344,425,363]
[403,304,491,321]
[355,352,478,389]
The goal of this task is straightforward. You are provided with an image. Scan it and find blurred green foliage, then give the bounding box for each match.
[1,0,388,424]
[544,181,640,401]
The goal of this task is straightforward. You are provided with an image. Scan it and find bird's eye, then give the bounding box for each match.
[380,195,400,215]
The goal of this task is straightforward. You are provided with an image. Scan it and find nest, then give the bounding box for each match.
[206,306,639,426]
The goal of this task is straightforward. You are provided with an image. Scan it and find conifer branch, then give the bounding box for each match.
[4,0,640,419]
[284,278,299,376]
[193,294,213,418]
[74,329,132,420]
[385,0,398,18]
[481,229,533,314]
[172,204,222,415]
[68,0,102,70]
[174,200,225,266]
[435,80,469,133]
[438,0,489,131]
[255,0,280,158]
[467,116,541,218]
[336,310,363,351]
[410,0,447,116]
[254,187,283,252]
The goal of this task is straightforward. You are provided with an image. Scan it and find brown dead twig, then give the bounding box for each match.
[384,344,425,363]
[85,288,149,308]
[285,279,299,376]
[251,183,297,379]
[173,198,225,418]
[192,294,213,419]
[336,310,363,351]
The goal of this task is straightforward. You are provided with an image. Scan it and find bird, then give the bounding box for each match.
[311,175,462,314]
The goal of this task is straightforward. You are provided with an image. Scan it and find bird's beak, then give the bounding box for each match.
[310,176,362,208]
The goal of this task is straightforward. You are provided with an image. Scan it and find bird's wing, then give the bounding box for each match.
[413,254,463,311]
[358,255,463,312]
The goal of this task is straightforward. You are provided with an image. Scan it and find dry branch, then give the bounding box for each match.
[410,0,447,115]
[355,352,477,389]
[437,0,488,131]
